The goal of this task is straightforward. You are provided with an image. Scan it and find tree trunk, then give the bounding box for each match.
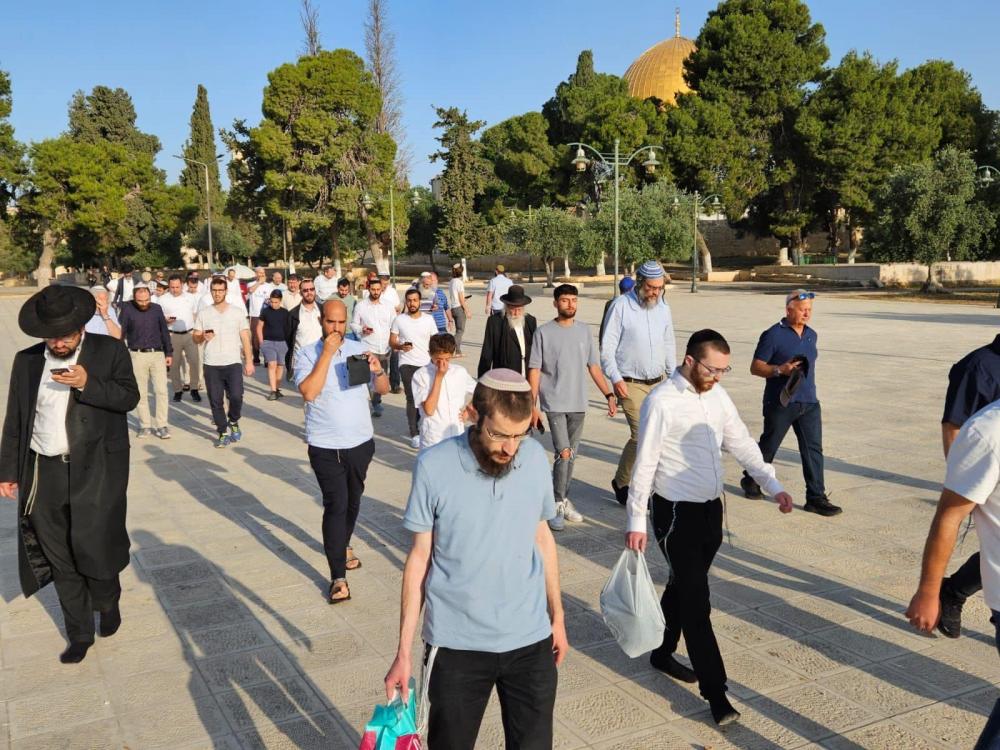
[544,259,555,286]
[595,256,606,276]
[696,228,713,275]
[330,224,342,279]
[36,229,56,288]
[848,223,863,264]
[358,206,387,274]
[563,254,571,280]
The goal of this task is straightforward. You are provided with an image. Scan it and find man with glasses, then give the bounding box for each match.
[286,278,322,381]
[600,260,677,506]
[384,368,567,749]
[626,329,793,726]
[740,289,841,516]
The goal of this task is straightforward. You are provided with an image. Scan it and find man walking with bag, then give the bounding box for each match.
[625,329,793,725]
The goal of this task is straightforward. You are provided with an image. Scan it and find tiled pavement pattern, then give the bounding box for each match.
[0,283,997,749]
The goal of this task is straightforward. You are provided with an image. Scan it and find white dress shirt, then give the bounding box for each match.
[225,278,244,308]
[294,303,322,353]
[626,371,784,533]
[412,363,477,449]
[31,342,83,456]
[158,291,197,332]
[351,297,395,355]
[282,290,302,310]
[314,274,338,302]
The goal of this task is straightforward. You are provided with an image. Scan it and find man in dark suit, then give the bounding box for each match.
[0,286,139,663]
[478,285,537,378]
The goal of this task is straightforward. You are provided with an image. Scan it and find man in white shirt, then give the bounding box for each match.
[247,267,272,365]
[282,274,303,310]
[351,276,395,418]
[314,265,338,302]
[185,274,210,313]
[626,329,793,726]
[412,334,476,450]
[390,288,439,448]
[159,274,201,402]
[224,267,244,308]
[286,278,322,379]
[907,401,1000,748]
[484,264,514,316]
[84,287,122,339]
[380,272,404,394]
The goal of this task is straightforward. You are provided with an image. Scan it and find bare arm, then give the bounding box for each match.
[587,363,616,417]
[422,367,447,417]
[384,531,433,702]
[298,334,340,402]
[535,521,568,665]
[484,290,493,314]
[751,357,801,379]
[256,319,265,347]
[942,422,961,458]
[103,316,122,339]
[527,367,543,427]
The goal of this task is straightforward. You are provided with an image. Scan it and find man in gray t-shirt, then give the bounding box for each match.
[527,284,616,530]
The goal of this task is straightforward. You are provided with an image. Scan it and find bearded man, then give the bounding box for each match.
[477,285,537,378]
[1,286,140,663]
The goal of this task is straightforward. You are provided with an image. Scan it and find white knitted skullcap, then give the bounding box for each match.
[478,368,531,392]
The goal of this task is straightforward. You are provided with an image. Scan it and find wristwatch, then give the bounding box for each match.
[772,365,781,378]
[604,392,615,400]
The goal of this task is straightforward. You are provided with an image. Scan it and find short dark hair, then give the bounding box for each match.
[287,273,299,281]
[429,333,457,356]
[210,276,227,289]
[405,288,421,300]
[269,289,283,299]
[553,283,578,299]
[368,277,382,288]
[168,274,182,283]
[685,329,730,360]
[472,383,533,426]
[337,277,350,287]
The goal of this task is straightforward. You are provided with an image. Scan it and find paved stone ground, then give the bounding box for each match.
[0,283,997,749]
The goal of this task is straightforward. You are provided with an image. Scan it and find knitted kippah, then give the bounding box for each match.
[637,260,664,279]
[478,368,531,392]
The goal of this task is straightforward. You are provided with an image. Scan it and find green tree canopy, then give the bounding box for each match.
[180,84,223,231]
[68,86,161,157]
[504,206,581,284]
[0,69,25,215]
[481,111,558,211]
[405,185,442,257]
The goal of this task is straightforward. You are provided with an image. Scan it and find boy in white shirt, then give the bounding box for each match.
[412,334,476,450]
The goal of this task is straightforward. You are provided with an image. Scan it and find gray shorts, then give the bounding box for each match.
[260,340,288,365]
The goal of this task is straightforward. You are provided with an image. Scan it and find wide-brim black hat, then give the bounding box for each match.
[500,284,532,306]
[19,285,96,338]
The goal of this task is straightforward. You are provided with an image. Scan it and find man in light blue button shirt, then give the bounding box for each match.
[600,260,677,504]
[295,298,388,604]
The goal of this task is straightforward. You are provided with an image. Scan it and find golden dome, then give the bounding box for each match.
[624,9,696,107]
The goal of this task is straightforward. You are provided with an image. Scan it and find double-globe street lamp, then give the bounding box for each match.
[173,154,224,271]
[672,191,721,293]
[363,184,420,285]
[569,139,662,295]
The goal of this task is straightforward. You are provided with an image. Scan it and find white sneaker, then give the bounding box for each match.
[561,498,584,523]
[548,502,566,531]
[410,435,421,449]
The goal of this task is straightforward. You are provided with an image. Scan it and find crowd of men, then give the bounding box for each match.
[5,257,1000,748]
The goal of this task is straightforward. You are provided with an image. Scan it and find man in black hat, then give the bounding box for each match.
[478,284,537,377]
[0,285,139,663]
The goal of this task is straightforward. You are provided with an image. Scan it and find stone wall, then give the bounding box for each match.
[752,261,1000,287]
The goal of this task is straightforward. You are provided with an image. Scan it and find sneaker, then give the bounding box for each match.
[173,391,183,402]
[938,588,964,639]
[214,433,230,449]
[803,495,843,516]
[136,428,152,439]
[561,498,584,523]
[155,427,171,440]
[372,404,384,418]
[266,391,279,401]
[228,422,242,443]
[190,389,202,403]
[548,503,566,531]
[410,435,421,449]
[740,474,763,499]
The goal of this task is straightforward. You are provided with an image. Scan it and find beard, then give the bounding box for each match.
[47,342,80,360]
[556,309,575,320]
[640,294,659,309]
[506,313,525,330]
[468,427,516,478]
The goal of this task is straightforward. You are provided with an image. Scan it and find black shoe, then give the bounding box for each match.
[390,386,403,395]
[253,357,261,366]
[59,641,92,664]
[266,391,279,401]
[99,603,121,638]
[191,390,202,402]
[173,391,183,402]
[275,389,284,399]
[709,695,740,726]
[803,496,843,516]
[611,480,629,506]
[740,474,762,499]
[649,651,697,683]
[938,588,964,639]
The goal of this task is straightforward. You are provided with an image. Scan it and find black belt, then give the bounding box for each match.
[36,452,70,463]
[129,348,163,352]
[622,375,663,386]
[170,330,190,335]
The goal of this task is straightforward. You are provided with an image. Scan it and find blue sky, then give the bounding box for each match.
[4,0,999,189]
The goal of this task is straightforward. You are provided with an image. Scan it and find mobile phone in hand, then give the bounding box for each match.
[50,367,70,375]
[203,329,214,334]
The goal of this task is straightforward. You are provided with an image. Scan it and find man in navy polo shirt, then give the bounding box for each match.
[741,289,841,516]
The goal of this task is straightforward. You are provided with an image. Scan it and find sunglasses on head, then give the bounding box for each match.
[789,292,815,301]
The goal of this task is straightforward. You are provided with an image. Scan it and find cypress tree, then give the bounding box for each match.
[180,85,222,225]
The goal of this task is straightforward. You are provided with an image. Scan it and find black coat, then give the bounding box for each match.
[0,334,140,597]
[478,313,537,377]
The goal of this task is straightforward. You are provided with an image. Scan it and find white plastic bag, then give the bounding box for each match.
[600,549,666,658]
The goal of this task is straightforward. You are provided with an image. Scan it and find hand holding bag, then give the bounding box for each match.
[600,549,666,658]
[358,678,422,750]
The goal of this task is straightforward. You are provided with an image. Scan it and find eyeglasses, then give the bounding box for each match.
[483,425,531,442]
[694,358,732,377]
[788,292,816,302]
[301,287,316,293]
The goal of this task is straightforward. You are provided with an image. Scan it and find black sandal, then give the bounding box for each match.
[328,580,351,604]
[346,548,362,571]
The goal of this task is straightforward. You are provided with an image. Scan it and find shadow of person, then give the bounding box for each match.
[129,529,359,749]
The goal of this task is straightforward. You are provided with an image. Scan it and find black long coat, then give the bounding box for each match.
[0,334,140,597]
[478,313,537,377]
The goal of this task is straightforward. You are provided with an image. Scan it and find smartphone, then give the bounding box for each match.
[167,316,177,323]
[49,367,70,375]
[203,329,214,334]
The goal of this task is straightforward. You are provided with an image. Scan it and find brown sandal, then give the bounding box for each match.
[328,580,351,604]
[346,549,362,571]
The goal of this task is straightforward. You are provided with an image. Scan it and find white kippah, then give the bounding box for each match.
[478,368,531,392]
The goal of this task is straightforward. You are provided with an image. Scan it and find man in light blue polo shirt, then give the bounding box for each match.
[295,298,388,604]
[384,369,567,750]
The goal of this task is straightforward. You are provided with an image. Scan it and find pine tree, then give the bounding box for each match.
[180,85,222,228]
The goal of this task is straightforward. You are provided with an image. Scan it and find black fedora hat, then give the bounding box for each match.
[499,284,532,307]
[19,285,96,339]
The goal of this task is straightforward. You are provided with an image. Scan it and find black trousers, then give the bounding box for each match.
[650,494,727,700]
[307,440,375,581]
[203,363,244,434]
[425,636,557,750]
[389,349,401,391]
[370,354,390,406]
[944,552,983,601]
[400,364,420,437]
[30,455,121,644]
[750,400,826,502]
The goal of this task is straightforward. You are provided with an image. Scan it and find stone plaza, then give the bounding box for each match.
[0,282,996,749]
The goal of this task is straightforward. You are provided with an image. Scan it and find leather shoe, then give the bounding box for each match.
[173,391,183,402]
[99,603,121,638]
[611,480,629,506]
[59,641,92,664]
[649,651,697,683]
[709,695,740,725]
[938,588,964,639]
[740,474,762,499]
[191,390,202,402]
[803,496,842,516]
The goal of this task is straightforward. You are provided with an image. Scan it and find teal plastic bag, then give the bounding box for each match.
[358,678,422,750]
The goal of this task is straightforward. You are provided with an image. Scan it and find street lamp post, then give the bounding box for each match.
[569,139,662,295]
[174,154,223,271]
[673,191,721,293]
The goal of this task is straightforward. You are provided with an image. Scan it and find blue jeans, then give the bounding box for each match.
[974,610,1000,749]
[751,400,826,502]
[546,412,586,500]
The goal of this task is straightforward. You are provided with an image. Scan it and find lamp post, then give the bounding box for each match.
[174,153,223,270]
[568,139,662,295]
[672,191,721,293]
[363,184,420,285]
